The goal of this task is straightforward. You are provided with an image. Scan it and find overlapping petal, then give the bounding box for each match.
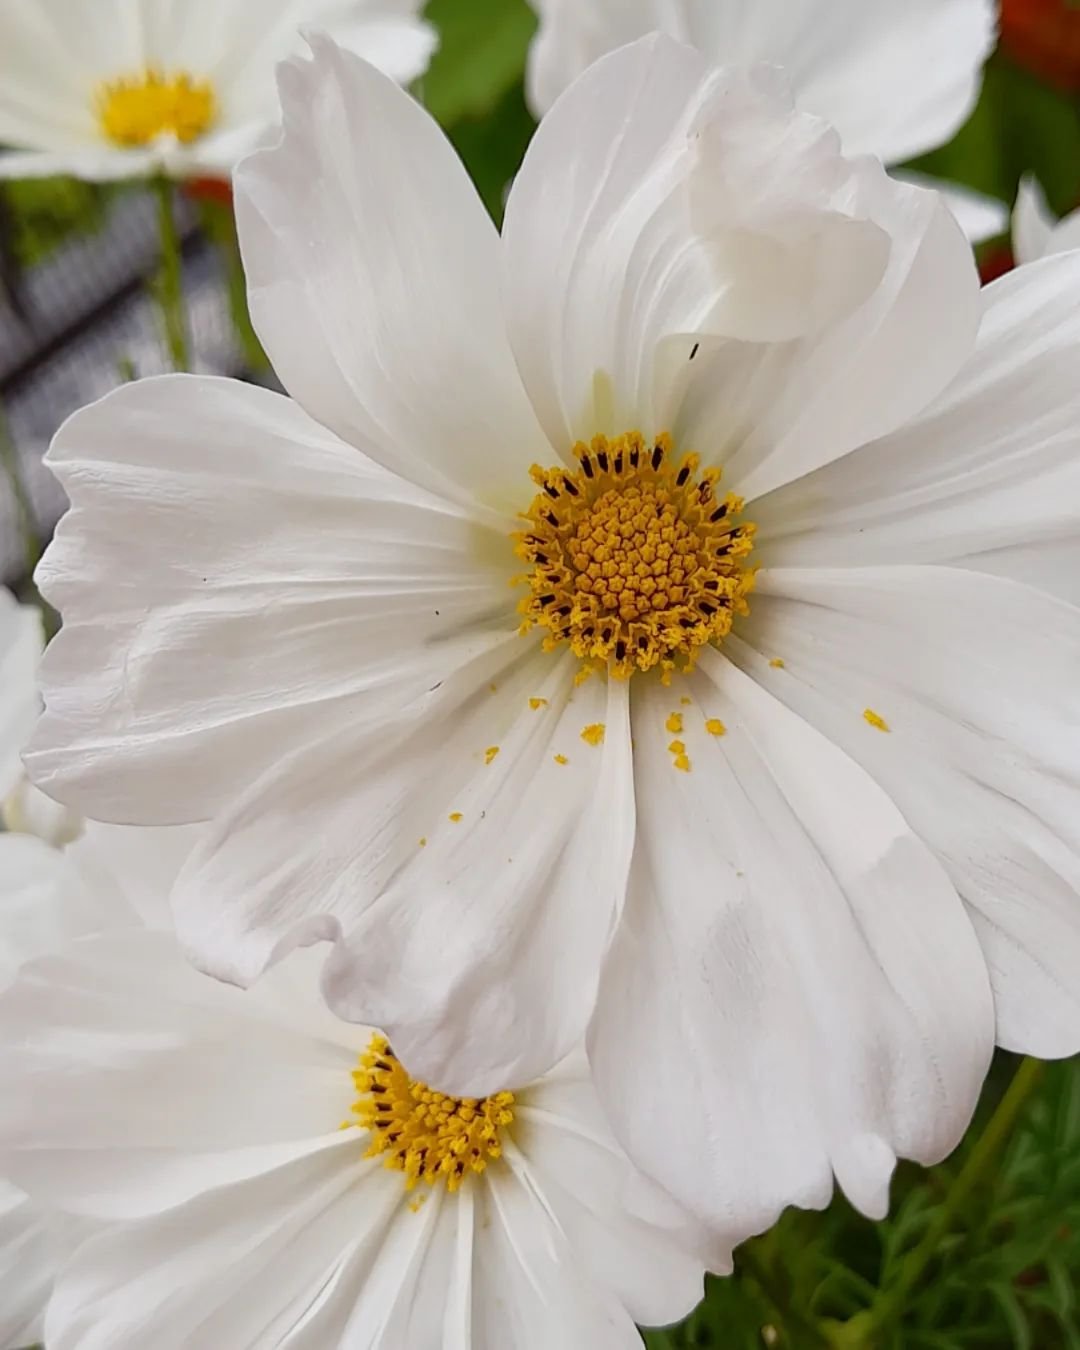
[0,591,41,800]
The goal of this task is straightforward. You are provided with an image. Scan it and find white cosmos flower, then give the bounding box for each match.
[27,35,1080,1242]
[0,0,435,182]
[0,586,199,1345]
[1013,174,1080,264]
[0,935,711,1350]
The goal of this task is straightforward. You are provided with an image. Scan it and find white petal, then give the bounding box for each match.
[505,40,897,449]
[0,1180,89,1350]
[44,1140,406,1350]
[174,648,636,1097]
[63,820,203,932]
[751,251,1080,603]
[589,655,993,1238]
[0,147,161,181]
[0,930,362,1217]
[234,33,549,514]
[897,171,1008,245]
[515,1062,709,1325]
[525,0,996,164]
[732,564,1080,1058]
[1013,175,1080,264]
[29,374,510,825]
[0,589,40,799]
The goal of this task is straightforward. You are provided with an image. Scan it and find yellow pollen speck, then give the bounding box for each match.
[673,754,691,772]
[449,812,463,823]
[409,1194,428,1213]
[349,1034,514,1193]
[680,697,691,706]
[418,837,427,848]
[665,712,684,735]
[769,658,785,669]
[705,718,726,737]
[528,697,548,710]
[489,683,498,693]
[484,746,500,765]
[554,753,569,765]
[581,723,606,746]
[668,739,686,755]
[513,431,756,679]
[96,68,216,147]
[863,708,890,733]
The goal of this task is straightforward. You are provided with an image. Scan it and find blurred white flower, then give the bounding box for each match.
[525,0,1001,241]
[0,0,436,181]
[0,587,197,1345]
[0,933,710,1349]
[28,36,1080,1243]
[1013,174,1080,263]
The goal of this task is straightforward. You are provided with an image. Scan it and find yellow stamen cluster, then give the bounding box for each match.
[515,432,755,679]
[349,1035,515,1192]
[97,69,216,147]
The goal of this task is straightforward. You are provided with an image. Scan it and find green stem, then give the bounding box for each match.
[153,177,190,371]
[843,1058,1046,1347]
[0,400,41,576]
[736,1242,832,1349]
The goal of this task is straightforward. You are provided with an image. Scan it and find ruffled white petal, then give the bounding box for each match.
[0,931,360,1217]
[732,565,1080,1058]
[1013,174,1080,264]
[525,0,995,165]
[751,252,1080,604]
[0,1179,89,1350]
[0,590,40,800]
[174,647,635,1096]
[589,655,993,1238]
[235,34,549,514]
[29,374,511,825]
[896,172,1008,245]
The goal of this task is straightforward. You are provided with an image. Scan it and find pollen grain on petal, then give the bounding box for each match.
[863,708,890,733]
[349,1035,515,1193]
[513,431,755,680]
[665,711,684,734]
[580,723,606,746]
[484,746,500,765]
[528,697,548,710]
[448,811,463,823]
[554,753,569,765]
[769,657,786,669]
[705,718,726,737]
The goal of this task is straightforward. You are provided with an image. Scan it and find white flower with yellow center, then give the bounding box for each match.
[526,0,1007,244]
[1,586,203,1346]
[27,35,1080,1242]
[0,937,711,1348]
[0,0,435,181]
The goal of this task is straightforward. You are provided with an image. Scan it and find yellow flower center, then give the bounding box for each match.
[515,432,756,680]
[96,69,217,147]
[348,1035,515,1192]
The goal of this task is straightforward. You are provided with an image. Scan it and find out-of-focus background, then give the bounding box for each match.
[3,0,1079,595]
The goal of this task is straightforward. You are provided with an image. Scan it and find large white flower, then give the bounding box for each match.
[1013,174,1080,264]
[0,933,711,1348]
[0,586,197,1345]
[28,35,1080,1241]
[525,0,1005,244]
[0,0,435,181]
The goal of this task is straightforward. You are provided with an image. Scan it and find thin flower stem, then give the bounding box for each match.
[0,400,41,577]
[153,176,191,371]
[838,1057,1046,1347]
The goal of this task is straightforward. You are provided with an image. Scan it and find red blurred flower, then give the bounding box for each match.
[183,176,234,209]
[979,242,1016,283]
[1001,0,1080,92]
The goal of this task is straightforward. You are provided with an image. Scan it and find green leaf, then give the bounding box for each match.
[422,0,536,126]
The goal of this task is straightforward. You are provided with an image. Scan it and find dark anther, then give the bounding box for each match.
[544,483,559,499]
[700,601,716,616]
[703,579,719,590]
[538,594,555,606]
[651,444,664,471]
[629,445,640,468]
[597,450,609,472]
[709,506,728,522]
[676,464,691,487]
[615,639,627,661]
[581,455,595,478]
[614,451,624,474]
[556,605,571,616]
[370,1084,386,1094]
[544,511,559,527]
[563,477,580,496]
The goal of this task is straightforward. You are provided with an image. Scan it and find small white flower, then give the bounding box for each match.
[0,0,436,182]
[0,935,711,1348]
[1013,174,1080,264]
[28,36,1080,1242]
[0,586,197,1344]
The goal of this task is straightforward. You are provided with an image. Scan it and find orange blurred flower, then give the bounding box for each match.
[1001,0,1080,91]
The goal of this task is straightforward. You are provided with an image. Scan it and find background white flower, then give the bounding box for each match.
[0,934,712,1349]
[1013,173,1080,263]
[0,0,436,181]
[27,37,1080,1244]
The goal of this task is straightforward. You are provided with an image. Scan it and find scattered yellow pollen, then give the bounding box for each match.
[513,431,756,679]
[554,753,569,765]
[96,68,216,147]
[418,837,427,848]
[673,754,691,772]
[409,1194,428,1213]
[528,697,548,710]
[705,718,726,737]
[667,738,691,772]
[348,1034,514,1193]
[680,697,692,706]
[863,709,890,733]
[665,712,684,735]
[769,658,785,669]
[448,812,463,823]
[668,739,686,756]
[489,683,498,693]
[484,746,500,765]
[581,723,606,746]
